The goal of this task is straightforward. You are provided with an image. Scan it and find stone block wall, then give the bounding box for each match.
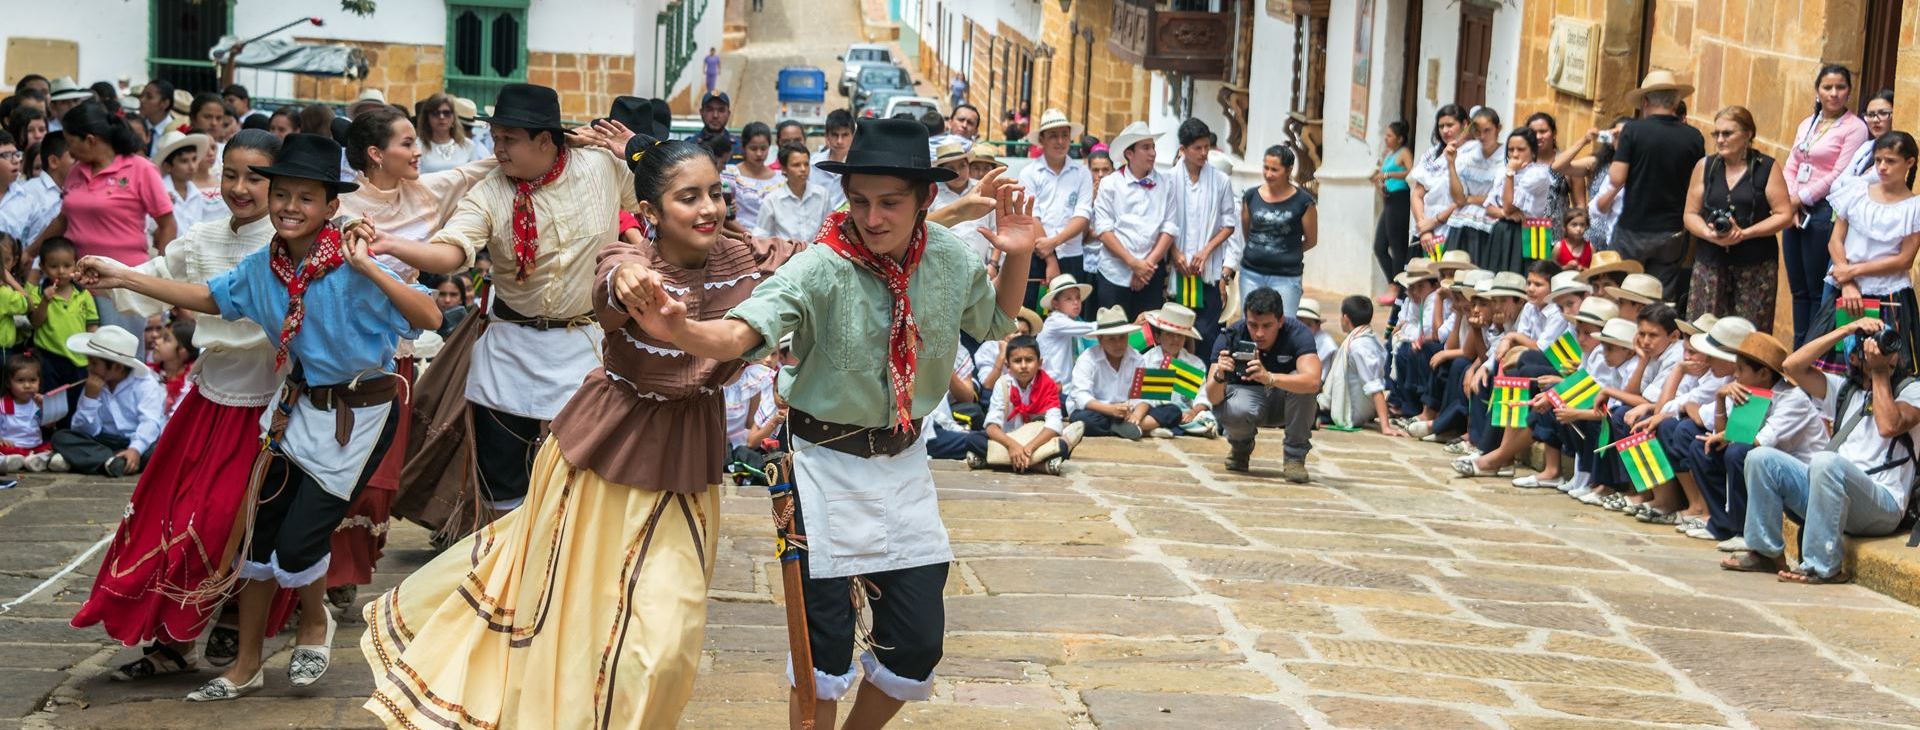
[289,39,634,121]
[526,50,637,120]
[1034,0,1143,142]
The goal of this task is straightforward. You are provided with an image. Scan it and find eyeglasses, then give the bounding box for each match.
[0,151,20,161]
[1710,130,1740,139]
[1865,110,1894,120]
[429,109,455,118]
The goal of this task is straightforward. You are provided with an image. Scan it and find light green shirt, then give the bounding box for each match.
[28,284,99,365]
[730,223,1014,428]
[0,285,28,348]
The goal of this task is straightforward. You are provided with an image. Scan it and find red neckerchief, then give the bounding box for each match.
[510,146,569,283]
[267,223,346,372]
[815,209,927,430]
[1007,369,1061,424]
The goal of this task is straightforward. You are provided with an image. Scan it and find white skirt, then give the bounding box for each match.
[792,433,951,579]
[465,318,604,420]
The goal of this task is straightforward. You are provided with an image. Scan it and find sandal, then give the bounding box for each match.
[1778,568,1852,585]
[1598,493,1632,511]
[1720,552,1782,573]
[204,622,240,668]
[1636,506,1680,525]
[111,643,200,682]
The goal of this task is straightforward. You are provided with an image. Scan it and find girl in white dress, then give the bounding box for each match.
[1810,131,1920,376]
[1408,104,1469,258]
[721,122,786,232]
[1445,107,1506,270]
[1483,127,1556,274]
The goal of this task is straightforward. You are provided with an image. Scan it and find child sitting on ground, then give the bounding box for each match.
[1069,306,1149,440]
[0,354,67,478]
[1633,314,1734,529]
[1552,315,1641,501]
[1294,297,1339,381]
[1585,303,1682,511]
[1321,296,1397,435]
[1407,268,1487,440]
[1510,295,1613,489]
[1386,260,1446,422]
[1456,266,1583,475]
[28,238,98,392]
[1140,303,1217,438]
[976,308,1043,393]
[1037,274,1095,404]
[48,326,165,477]
[1449,272,1528,472]
[152,319,197,416]
[967,335,1084,474]
[723,337,793,483]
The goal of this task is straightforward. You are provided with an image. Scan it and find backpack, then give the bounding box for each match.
[1829,377,1920,546]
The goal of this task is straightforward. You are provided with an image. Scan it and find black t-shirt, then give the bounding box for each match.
[1696,151,1779,266]
[1615,114,1704,234]
[1240,187,1316,276]
[1209,318,1319,383]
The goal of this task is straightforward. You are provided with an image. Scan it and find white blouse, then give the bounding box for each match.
[1447,141,1506,232]
[1826,183,1920,295]
[419,137,485,175]
[1486,163,1554,219]
[723,165,786,233]
[1409,145,1457,237]
[110,216,279,406]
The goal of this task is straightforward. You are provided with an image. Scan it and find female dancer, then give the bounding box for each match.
[361,138,805,728]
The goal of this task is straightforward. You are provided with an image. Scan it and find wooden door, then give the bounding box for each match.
[1863,0,1904,100]
[1454,3,1492,108]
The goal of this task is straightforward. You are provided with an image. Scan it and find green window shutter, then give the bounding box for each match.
[446,2,528,103]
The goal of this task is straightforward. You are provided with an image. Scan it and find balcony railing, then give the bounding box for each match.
[1107,0,1233,79]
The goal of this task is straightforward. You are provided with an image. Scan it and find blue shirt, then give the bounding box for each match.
[207,247,426,386]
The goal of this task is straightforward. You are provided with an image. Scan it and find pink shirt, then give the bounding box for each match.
[62,154,171,265]
[1784,112,1870,207]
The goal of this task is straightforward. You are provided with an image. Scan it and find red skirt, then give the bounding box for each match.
[69,390,295,645]
[0,442,51,456]
[327,357,414,588]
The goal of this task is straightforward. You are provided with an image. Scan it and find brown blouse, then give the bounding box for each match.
[549,234,806,491]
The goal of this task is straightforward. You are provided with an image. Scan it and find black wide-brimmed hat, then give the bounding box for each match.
[604,96,671,139]
[248,133,359,193]
[480,83,567,132]
[816,118,957,182]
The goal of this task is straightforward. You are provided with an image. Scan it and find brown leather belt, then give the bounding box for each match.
[303,376,399,446]
[490,299,593,331]
[790,410,920,458]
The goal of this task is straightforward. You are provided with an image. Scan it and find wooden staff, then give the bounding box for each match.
[764,454,817,729]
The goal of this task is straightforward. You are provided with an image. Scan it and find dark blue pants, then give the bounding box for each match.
[1656,417,1706,474]
[926,428,975,460]
[1390,341,1439,416]
[1693,441,1755,540]
[1782,199,1835,346]
[1427,358,1472,436]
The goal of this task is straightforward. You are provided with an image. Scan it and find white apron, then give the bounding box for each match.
[791,434,952,579]
[265,396,393,501]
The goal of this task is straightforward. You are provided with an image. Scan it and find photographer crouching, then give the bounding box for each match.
[1730,317,1920,584]
[1206,287,1323,482]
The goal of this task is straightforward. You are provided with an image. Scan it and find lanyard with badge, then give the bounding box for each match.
[1796,113,1844,185]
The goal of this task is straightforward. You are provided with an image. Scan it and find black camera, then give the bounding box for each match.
[1705,207,1736,235]
[1853,326,1906,363]
[1220,336,1259,384]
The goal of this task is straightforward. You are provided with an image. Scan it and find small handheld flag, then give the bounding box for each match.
[1127,328,1155,353]
[1834,298,1884,328]
[1134,364,1202,402]
[1611,430,1675,492]
[1724,387,1773,445]
[1547,369,1600,410]
[1523,217,1554,261]
[1543,332,1583,374]
[1171,274,1204,309]
[1425,234,1447,262]
[1489,376,1532,427]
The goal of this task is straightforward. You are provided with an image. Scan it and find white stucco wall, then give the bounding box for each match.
[1,2,150,89]
[1311,0,1421,298]
[659,0,724,100]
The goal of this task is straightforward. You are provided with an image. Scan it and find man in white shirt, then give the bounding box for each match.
[1067,307,1149,440]
[1167,119,1239,348]
[927,141,995,266]
[1017,109,1094,302]
[1092,121,1179,321]
[753,143,832,242]
[809,109,855,211]
[1734,319,1919,583]
[48,327,167,477]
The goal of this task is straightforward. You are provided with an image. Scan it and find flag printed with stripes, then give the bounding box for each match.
[1613,430,1675,492]
[1543,332,1583,374]
[1489,376,1532,427]
[1169,358,1206,400]
[1524,217,1554,260]
[1426,235,1447,262]
[1170,274,1204,309]
[1547,369,1600,410]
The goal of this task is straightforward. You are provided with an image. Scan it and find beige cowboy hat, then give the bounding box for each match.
[355,88,388,104]
[1294,297,1325,322]
[1596,318,1640,348]
[1677,313,1719,337]
[1431,249,1476,274]
[1107,121,1159,164]
[1484,271,1529,299]
[1450,269,1493,295]
[932,140,970,168]
[47,76,92,103]
[1573,296,1620,328]
[153,129,212,164]
[1395,259,1439,287]
[1037,273,1092,310]
[1624,69,1695,108]
[1731,331,1795,384]
[1084,305,1142,337]
[1472,279,1498,300]
[1548,269,1591,299]
[1690,316,1753,362]
[1146,303,1204,341]
[1025,109,1084,144]
[67,326,151,377]
[967,144,1006,169]
[1607,273,1665,305]
[1016,307,1045,336]
[171,88,194,116]
[1577,250,1643,282]
[452,97,480,123]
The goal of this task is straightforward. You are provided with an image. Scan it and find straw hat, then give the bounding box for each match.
[967,144,1006,169]
[47,77,92,103]
[1450,269,1493,295]
[171,88,194,116]
[1472,279,1497,300]
[1577,250,1642,282]
[452,96,479,123]
[66,326,151,376]
[355,88,388,104]
[1015,307,1045,336]
[153,129,212,164]
[1395,259,1438,287]
[1085,306,1142,337]
[1107,121,1159,164]
[1548,269,1591,299]
[1431,249,1476,274]
[1037,273,1092,310]
[1624,69,1694,108]
[1294,297,1324,322]
[932,140,970,167]
[1677,313,1719,337]
[1484,271,1528,299]
[1025,108,1084,144]
[1690,316,1753,362]
[1596,318,1639,348]
[1607,273,1665,305]
[1731,331,1794,383]
[1573,297,1620,328]
[1146,303,1203,341]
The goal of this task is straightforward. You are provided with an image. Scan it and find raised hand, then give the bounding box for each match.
[628,289,691,343]
[345,232,380,276]
[76,256,135,291]
[979,187,1039,258]
[611,262,666,313]
[592,119,637,156]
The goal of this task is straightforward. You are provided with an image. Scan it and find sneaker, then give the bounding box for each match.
[47,454,69,473]
[1451,455,1511,477]
[1179,415,1218,438]
[1511,474,1562,489]
[1281,459,1310,483]
[1676,516,1707,533]
[0,478,16,490]
[1716,536,1750,553]
[1150,427,1174,439]
[1559,473,1591,494]
[24,452,50,472]
[1442,440,1479,456]
[964,452,986,470]
[1685,526,1718,540]
[1112,422,1144,441]
[1224,453,1250,472]
[1572,488,1602,505]
[1,454,22,472]
[1405,420,1432,439]
[104,456,129,479]
[1042,456,1065,476]
[1637,507,1681,525]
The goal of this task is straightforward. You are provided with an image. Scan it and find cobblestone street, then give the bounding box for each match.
[7,429,1920,728]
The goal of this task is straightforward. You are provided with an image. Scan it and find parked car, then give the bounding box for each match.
[883,96,942,120]
[859,90,907,119]
[850,65,915,110]
[776,66,828,126]
[836,44,894,97]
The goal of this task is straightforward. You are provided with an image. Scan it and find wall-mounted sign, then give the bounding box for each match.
[1546,17,1599,99]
